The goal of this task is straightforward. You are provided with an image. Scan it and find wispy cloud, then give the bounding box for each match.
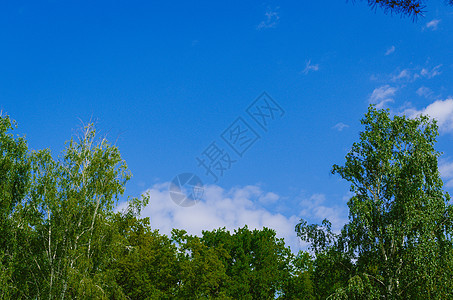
[425,19,441,31]
[369,85,397,109]
[257,8,280,30]
[385,45,395,55]
[416,86,434,98]
[333,122,349,131]
[420,64,442,78]
[301,60,319,75]
[391,69,413,82]
[402,98,453,133]
[378,64,442,84]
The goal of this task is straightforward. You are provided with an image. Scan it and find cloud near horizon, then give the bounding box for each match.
[118,183,349,253]
[439,159,453,189]
[402,98,453,133]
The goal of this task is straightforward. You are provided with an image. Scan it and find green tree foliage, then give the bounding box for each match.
[112,224,310,299]
[1,113,315,299]
[112,216,179,299]
[279,251,315,300]
[25,124,133,298]
[297,106,453,299]
[201,226,296,299]
[0,115,147,299]
[172,229,230,299]
[14,108,453,299]
[0,113,31,298]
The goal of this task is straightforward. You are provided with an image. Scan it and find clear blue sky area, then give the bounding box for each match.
[2,1,453,250]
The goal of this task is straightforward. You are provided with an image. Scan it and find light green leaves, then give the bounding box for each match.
[297,105,453,299]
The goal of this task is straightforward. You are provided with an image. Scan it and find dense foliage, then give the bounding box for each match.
[297,106,453,299]
[2,106,453,299]
[0,113,313,299]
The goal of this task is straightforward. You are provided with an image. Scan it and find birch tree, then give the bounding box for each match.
[19,123,132,298]
[0,113,31,298]
[297,106,453,299]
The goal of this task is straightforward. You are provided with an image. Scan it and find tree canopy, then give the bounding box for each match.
[2,107,453,299]
[297,105,453,299]
[0,113,314,299]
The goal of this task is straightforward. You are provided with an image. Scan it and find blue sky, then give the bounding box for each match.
[2,1,453,251]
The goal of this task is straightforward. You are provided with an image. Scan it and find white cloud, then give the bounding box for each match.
[383,64,441,84]
[258,191,280,204]
[416,86,433,98]
[420,64,442,79]
[403,98,453,133]
[122,183,350,253]
[333,122,349,131]
[125,183,303,252]
[298,193,348,233]
[301,60,319,75]
[369,85,397,109]
[385,45,395,55]
[425,19,441,31]
[391,69,412,82]
[439,159,453,188]
[440,160,453,178]
[257,8,280,30]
